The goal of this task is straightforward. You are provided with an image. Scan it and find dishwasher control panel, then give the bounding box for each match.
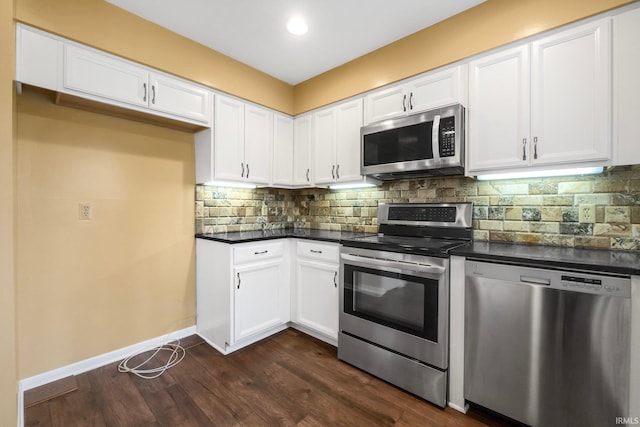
[466,260,631,299]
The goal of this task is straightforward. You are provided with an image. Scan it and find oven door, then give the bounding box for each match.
[339,247,449,369]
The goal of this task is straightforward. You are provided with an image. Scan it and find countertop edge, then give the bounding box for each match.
[451,244,640,276]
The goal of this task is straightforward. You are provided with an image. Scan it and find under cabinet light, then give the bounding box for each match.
[203,181,257,189]
[476,166,604,181]
[329,176,381,190]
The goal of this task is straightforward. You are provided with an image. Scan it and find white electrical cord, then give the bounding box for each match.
[118,338,186,379]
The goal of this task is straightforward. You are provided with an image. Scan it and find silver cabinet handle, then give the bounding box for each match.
[143,83,147,102]
[254,250,268,255]
[246,164,249,179]
[333,271,338,288]
[533,136,538,159]
[409,92,414,110]
[522,138,527,161]
[402,94,407,112]
[310,249,323,254]
[241,162,245,177]
[336,164,340,180]
[237,272,241,289]
[306,168,310,182]
[331,165,335,180]
[151,85,156,104]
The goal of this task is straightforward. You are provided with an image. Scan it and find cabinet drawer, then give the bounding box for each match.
[234,241,284,264]
[297,240,339,263]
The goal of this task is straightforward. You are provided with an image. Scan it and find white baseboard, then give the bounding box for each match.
[17,325,196,427]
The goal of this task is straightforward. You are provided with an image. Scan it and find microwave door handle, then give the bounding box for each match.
[432,115,441,161]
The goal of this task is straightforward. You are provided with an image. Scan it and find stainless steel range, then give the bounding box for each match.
[338,202,473,407]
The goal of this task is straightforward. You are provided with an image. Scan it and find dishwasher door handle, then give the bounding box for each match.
[519,275,551,286]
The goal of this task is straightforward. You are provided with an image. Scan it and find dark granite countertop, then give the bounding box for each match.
[197,231,640,276]
[196,229,372,244]
[451,241,640,276]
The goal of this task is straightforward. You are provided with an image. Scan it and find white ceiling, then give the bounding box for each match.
[105,0,486,85]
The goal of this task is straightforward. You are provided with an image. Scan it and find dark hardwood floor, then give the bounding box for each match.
[25,329,514,426]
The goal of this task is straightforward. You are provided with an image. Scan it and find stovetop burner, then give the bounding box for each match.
[342,202,473,256]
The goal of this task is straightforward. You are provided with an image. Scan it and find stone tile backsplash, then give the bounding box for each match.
[196,165,640,251]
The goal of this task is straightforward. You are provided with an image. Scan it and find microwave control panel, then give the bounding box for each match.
[439,116,456,157]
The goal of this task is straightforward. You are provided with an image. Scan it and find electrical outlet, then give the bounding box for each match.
[79,202,92,220]
[579,204,595,223]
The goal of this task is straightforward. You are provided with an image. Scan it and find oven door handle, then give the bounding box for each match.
[340,253,446,276]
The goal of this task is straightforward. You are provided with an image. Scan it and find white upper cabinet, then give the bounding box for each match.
[244,104,273,184]
[613,6,640,166]
[17,24,212,127]
[364,65,465,125]
[16,25,62,92]
[212,95,272,185]
[64,44,149,108]
[530,18,611,165]
[313,98,364,186]
[467,18,611,174]
[313,107,338,185]
[214,95,245,182]
[272,113,294,186]
[292,114,313,187]
[468,45,531,171]
[148,72,211,123]
[335,99,364,183]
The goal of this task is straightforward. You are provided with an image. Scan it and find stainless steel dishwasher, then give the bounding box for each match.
[464,259,631,427]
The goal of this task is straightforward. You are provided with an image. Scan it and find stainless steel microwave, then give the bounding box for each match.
[361,104,465,180]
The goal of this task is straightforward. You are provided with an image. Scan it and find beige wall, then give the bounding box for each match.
[16,88,196,378]
[1,0,17,424]
[15,0,295,114]
[294,0,636,113]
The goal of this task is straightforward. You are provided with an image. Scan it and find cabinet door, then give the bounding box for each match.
[531,18,611,165]
[613,7,640,166]
[214,95,245,182]
[335,98,364,183]
[408,65,465,113]
[468,45,531,172]
[272,113,294,186]
[363,85,406,125]
[295,259,339,340]
[16,25,61,91]
[63,44,148,108]
[293,115,312,186]
[313,107,337,185]
[149,72,211,125]
[244,104,273,185]
[234,259,286,342]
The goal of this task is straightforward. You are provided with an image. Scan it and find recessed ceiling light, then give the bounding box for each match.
[287,16,308,36]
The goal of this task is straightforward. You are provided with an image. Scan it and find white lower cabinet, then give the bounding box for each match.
[293,240,340,343]
[234,259,287,341]
[196,239,289,354]
[197,237,342,353]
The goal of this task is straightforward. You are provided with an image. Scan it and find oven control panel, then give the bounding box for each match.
[378,202,473,231]
[388,206,457,223]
